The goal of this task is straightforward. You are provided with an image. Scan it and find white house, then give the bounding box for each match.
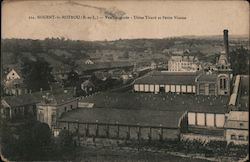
[224,111,249,145]
[168,56,201,72]
[36,88,78,129]
[5,69,21,81]
[85,59,94,64]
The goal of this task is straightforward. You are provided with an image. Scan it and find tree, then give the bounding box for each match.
[229,47,249,75]
[56,129,75,151]
[65,70,79,87]
[21,57,54,92]
[0,120,53,161]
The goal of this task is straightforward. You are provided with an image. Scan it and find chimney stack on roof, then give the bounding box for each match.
[223,29,229,59]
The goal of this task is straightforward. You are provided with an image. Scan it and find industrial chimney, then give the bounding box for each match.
[223,29,229,58]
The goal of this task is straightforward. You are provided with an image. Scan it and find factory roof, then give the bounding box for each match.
[134,71,198,85]
[238,75,249,111]
[78,92,229,113]
[196,73,218,82]
[59,108,185,128]
[2,87,77,108]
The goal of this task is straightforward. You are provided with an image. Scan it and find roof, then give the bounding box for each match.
[59,108,185,128]
[225,111,249,130]
[2,87,77,107]
[77,61,133,72]
[238,75,249,111]
[217,53,229,65]
[196,73,217,82]
[134,71,198,85]
[227,111,249,121]
[2,94,41,107]
[37,87,77,106]
[78,92,229,113]
[81,80,95,87]
[170,56,197,62]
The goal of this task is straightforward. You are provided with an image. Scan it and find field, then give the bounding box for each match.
[59,146,212,162]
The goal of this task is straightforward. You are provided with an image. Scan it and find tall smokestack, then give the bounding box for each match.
[223,29,229,58]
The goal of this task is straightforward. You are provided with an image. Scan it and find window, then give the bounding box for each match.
[223,78,227,89]
[70,105,73,109]
[231,134,236,140]
[219,78,227,90]
[64,107,67,112]
[238,135,245,141]
[51,114,56,123]
[239,123,244,127]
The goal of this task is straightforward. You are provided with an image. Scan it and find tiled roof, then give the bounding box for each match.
[134,71,198,85]
[59,108,185,128]
[78,92,229,113]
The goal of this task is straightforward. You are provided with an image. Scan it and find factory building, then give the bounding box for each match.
[134,30,232,96]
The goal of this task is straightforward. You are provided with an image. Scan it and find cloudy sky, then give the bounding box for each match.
[2,0,249,41]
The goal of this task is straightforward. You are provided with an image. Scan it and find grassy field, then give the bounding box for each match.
[62,147,212,162]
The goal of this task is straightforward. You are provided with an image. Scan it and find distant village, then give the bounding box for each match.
[1,30,249,160]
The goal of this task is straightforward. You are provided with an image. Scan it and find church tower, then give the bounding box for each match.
[215,29,232,96]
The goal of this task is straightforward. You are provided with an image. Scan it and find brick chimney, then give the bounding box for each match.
[223,29,229,59]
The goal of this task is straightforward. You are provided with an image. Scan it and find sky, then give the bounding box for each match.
[1,0,249,41]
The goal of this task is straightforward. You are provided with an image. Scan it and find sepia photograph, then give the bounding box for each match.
[0,0,249,161]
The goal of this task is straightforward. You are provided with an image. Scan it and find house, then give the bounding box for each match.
[85,59,94,64]
[81,80,95,94]
[3,68,25,96]
[36,87,78,128]
[224,111,248,145]
[5,69,21,81]
[1,94,40,119]
[168,55,201,72]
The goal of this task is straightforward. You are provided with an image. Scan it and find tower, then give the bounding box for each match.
[216,29,232,96]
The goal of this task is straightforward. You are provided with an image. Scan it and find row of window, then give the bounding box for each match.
[231,134,248,141]
[134,84,196,93]
[188,112,225,128]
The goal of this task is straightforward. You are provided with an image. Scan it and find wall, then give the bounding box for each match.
[57,121,180,141]
[37,99,78,128]
[226,129,248,145]
[188,112,225,128]
[134,84,196,94]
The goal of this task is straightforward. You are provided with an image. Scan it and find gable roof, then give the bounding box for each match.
[134,71,198,85]
[59,108,185,128]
